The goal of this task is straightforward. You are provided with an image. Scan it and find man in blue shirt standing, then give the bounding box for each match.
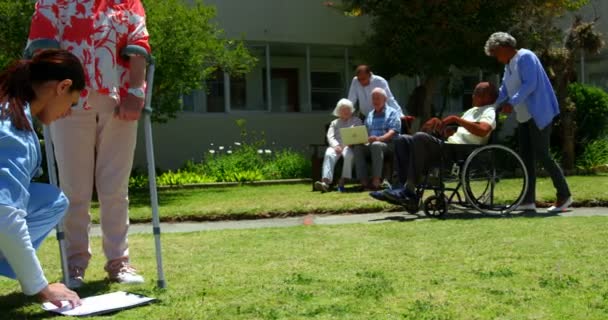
[354,88,401,190]
[485,32,572,213]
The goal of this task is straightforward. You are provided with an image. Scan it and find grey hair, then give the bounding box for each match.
[371,87,387,98]
[484,32,517,56]
[332,98,355,117]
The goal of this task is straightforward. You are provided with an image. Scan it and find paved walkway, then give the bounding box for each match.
[90,207,608,236]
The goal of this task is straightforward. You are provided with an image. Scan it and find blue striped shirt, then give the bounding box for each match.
[365,106,401,139]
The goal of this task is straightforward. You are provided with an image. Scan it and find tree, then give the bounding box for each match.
[0,0,256,122]
[142,0,256,122]
[326,0,588,121]
[0,0,34,69]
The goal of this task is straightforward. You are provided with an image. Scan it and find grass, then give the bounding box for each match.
[1,216,608,319]
[89,175,608,223]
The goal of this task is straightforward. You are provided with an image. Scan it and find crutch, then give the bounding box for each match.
[24,40,70,287]
[121,45,166,288]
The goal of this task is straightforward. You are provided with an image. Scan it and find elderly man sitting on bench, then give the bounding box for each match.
[371,82,498,204]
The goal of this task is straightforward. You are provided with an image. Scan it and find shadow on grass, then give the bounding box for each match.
[370,208,560,223]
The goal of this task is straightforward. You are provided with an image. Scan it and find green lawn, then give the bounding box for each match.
[1,216,608,319]
[90,175,608,223]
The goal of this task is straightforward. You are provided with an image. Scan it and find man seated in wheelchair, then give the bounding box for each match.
[371,82,498,205]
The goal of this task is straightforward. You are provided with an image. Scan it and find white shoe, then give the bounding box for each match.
[105,259,144,284]
[314,181,330,193]
[547,196,573,213]
[516,202,537,211]
[67,266,85,289]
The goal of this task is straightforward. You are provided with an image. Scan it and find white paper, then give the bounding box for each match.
[42,291,155,317]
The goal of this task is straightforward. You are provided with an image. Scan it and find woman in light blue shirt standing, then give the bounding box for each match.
[0,49,85,307]
[485,32,572,213]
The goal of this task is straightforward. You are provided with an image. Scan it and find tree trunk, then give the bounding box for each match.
[421,76,440,121]
[560,110,576,172]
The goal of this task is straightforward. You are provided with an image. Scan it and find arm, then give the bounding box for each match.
[117,0,151,121]
[380,78,404,115]
[326,121,340,148]
[496,71,509,105]
[26,1,61,55]
[508,53,539,107]
[374,111,400,142]
[0,206,48,296]
[347,78,358,106]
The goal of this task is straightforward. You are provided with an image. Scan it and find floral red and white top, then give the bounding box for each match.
[28,0,151,109]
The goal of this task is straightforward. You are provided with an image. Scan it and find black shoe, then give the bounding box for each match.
[369,190,403,205]
[383,188,418,205]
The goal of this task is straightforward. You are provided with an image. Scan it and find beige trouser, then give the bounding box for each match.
[51,92,138,270]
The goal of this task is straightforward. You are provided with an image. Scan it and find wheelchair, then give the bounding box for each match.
[401,124,529,218]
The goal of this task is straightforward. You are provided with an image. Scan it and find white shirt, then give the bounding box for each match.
[347,74,404,116]
[503,50,532,123]
[447,104,497,145]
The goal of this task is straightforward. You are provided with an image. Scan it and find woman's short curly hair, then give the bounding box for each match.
[484,32,517,56]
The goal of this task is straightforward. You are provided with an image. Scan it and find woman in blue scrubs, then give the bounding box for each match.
[0,49,85,307]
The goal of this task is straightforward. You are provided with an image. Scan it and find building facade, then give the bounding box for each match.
[133,0,607,170]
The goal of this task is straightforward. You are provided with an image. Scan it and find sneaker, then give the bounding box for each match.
[337,185,346,193]
[383,188,418,205]
[105,259,144,284]
[67,266,85,289]
[515,202,537,211]
[547,196,573,213]
[314,181,330,193]
[369,190,402,205]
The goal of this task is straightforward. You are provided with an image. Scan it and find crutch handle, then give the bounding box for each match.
[120,45,154,64]
[24,39,61,59]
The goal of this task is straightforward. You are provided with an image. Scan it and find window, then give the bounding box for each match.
[311,72,344,111]
[182,70,246,113]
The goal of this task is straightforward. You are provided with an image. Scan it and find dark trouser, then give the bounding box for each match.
[518,120,571,204]
[395,132,478,191]
[394,133,443,190]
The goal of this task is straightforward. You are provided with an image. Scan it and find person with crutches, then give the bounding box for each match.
[27,0,151,288]
[0,49,85,307]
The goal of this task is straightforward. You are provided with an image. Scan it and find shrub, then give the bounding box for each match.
[262,150,311,180]
[576,138,608,171]
[568,83,608,151]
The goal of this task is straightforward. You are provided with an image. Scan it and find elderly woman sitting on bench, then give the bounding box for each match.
[371,82,498,204]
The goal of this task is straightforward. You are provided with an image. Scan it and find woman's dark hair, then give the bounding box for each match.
[0,49,86,131]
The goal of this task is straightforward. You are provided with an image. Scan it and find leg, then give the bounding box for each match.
[321,147,340,183]
[530,123,571,200]
[518,121,536,204]
[341,146,355,181]
[92,93,138,265]
[51,108,96,271]
[0,183,67,279]
[354,145,370,185]
[406,133,442,191]
[370,141,389,186]
[393,135,414,186]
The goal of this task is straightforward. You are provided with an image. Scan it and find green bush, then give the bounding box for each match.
[568,83,608,150]
[576,138,608,171]
[262,150,311,180]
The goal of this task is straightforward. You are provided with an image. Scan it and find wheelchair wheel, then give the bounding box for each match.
[461,145,528,215]
[423,195,447,218]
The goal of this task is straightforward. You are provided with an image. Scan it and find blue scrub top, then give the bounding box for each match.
[0,103,42,210]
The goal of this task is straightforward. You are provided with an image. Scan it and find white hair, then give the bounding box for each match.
[371,87,387,98]
[332,98,355,117]
[484,32,517,56]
